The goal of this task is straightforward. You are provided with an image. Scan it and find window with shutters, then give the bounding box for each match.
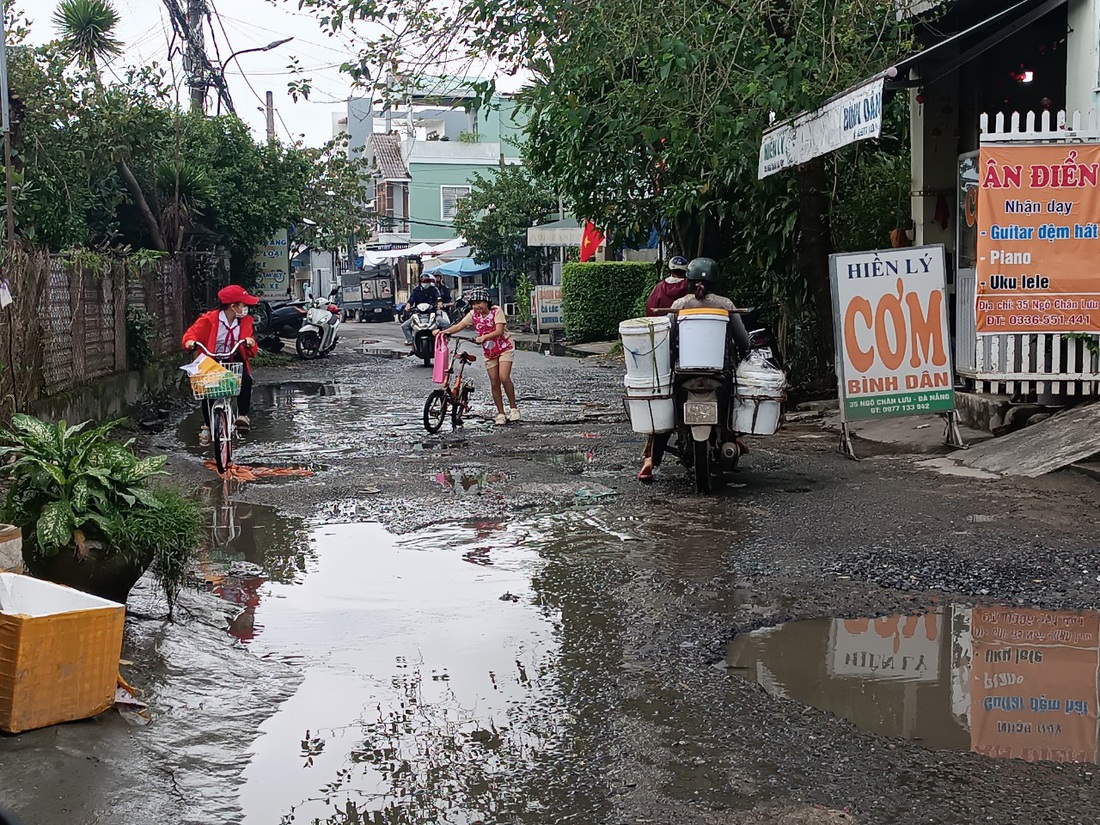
[440,185,471,221]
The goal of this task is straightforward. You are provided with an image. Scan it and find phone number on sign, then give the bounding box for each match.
[984,314,1093,328]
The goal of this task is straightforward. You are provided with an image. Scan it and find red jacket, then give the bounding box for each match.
[645,278,691,316]
[182,310,257,372]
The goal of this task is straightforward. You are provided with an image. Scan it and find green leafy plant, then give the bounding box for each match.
[561,261,653,342]
[114,488,204,617]
[515,272,534,326]
[0,414,166,557]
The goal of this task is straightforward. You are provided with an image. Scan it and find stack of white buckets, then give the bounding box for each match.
[619,316,675,433]
[619,310,785,435]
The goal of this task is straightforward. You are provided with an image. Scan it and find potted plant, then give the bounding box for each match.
[0,414,204,606]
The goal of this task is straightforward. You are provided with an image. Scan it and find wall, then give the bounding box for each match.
[1067,0,1099,114]
[0,248,190,420]
[408,160,502,242]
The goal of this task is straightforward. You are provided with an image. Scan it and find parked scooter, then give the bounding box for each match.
[296,297,341,359]
[405,302,439,367]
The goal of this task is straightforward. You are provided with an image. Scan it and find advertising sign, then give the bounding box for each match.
[976,144,1100,334]
[254,229,290,302]
[969,606,1099,763]
[758,76,884,179]
[830,244,955,421]
[534,285,564,330]
[828,613,941,682]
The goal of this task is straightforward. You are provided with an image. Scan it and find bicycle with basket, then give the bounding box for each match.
[187,341,246,473]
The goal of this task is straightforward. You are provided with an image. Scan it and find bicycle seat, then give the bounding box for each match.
[459,353,477,364]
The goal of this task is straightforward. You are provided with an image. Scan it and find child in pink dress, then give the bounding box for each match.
[435,286,520,426]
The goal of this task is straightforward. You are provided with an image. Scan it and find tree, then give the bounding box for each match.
[452,165,557,286]
[51,0,123,71]
[299,0,912,367]
[50,0,166,250]
[294,135,373,254]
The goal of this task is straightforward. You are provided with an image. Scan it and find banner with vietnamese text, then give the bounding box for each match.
[977,144,1100,334]
[830,245,955,421]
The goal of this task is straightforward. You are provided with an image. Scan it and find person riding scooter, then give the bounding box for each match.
[670,258,750,353]
[401,275,442,347]
[645,255,692,316]
[638,258,749,481]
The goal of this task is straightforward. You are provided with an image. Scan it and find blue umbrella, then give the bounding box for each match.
[434,257,490,278]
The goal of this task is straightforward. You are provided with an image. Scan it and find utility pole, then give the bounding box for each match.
[265,91,275,140]
[0,10,13,247]
[186,0,206,112]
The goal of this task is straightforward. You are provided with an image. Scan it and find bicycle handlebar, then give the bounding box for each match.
[190,341,248,359]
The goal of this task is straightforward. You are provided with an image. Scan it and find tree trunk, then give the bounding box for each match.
[795,157,835,365]
[117,160,168,253]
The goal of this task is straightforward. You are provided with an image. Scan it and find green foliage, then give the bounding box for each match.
[515,272,534,325]
[453,166,557,288]
[293,135,373,252]
[561,261,652,342]
[126,304,156,370]
[0,415,166,557]
[114,488,205,617]
[52,0,123,70]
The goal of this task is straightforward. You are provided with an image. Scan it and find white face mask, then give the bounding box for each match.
[235,304,249,317]
[667,274,685,283]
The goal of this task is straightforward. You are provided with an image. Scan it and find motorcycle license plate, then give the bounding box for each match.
[683,401,718,425]
[374,307,382,313]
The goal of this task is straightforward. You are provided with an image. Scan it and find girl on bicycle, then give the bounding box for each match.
[435,286,520,426]
[182,285,259,444]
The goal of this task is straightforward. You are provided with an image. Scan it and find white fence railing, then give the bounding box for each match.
[959,110,1100,397]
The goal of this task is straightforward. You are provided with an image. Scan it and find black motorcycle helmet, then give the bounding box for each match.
[685,257,719,285]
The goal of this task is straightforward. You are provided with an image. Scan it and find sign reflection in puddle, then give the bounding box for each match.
[726,605,1100,764]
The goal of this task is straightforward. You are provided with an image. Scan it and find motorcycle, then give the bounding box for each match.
[296,297,341,360]
[405,302,439,367]
[671,308,785,493]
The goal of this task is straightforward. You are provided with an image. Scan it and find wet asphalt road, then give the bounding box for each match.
[2,321,1100,825]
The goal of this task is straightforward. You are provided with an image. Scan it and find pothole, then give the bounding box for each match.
[725,604,1100,764]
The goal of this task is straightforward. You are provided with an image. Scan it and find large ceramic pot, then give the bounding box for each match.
[21,527,153,605]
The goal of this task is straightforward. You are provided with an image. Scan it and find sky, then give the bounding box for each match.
[25,0,367,147]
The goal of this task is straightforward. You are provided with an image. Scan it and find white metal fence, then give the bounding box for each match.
[958,110,1100,397]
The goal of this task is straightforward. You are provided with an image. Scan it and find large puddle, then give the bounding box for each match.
[175,491,661,824]
[727,605,1100,764]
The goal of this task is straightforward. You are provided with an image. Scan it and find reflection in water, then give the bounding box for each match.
[434,467,507,495]
[726,605,1100,765]
[196,483,315,644]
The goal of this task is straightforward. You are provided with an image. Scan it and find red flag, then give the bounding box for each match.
[579,221,604,262]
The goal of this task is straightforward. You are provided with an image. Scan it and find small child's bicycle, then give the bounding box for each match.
[189,341,246,473]
[424,337,477,433]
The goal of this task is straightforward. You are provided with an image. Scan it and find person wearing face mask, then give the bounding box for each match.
[182,285,259,445]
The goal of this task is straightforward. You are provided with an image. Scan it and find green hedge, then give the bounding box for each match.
[562,261,655,342]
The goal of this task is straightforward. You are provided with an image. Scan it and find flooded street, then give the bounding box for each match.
[3,337,1100,824]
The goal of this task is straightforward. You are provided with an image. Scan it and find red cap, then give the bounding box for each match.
[218,285,259,306]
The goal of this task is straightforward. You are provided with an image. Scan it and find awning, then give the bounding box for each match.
[527,217,582,247]
[758,0,1067,179]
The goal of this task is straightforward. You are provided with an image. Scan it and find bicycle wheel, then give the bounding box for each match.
[451,384,473,428]
[212,405,233,473]
[423,390,447,433]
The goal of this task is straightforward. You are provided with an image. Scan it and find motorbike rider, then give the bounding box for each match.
[182,284,259,445]
[670,257,750,353]
[637,255,692,482]
[434,274,454,326]
[644,255,692,316]
[638,258,749,482]
[401,274,443,346]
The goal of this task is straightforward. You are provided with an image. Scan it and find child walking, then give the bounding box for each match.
[435,286,520,425]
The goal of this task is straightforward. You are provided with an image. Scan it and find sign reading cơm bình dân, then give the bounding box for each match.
[976,144,1100,334]
[829,244,955,422]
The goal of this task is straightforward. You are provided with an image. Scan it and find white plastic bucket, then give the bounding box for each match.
[623,394,675,434]
[624,372,672,396]
[677,309,729,370]
[732,362,786,435]
[619,317,672,384]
